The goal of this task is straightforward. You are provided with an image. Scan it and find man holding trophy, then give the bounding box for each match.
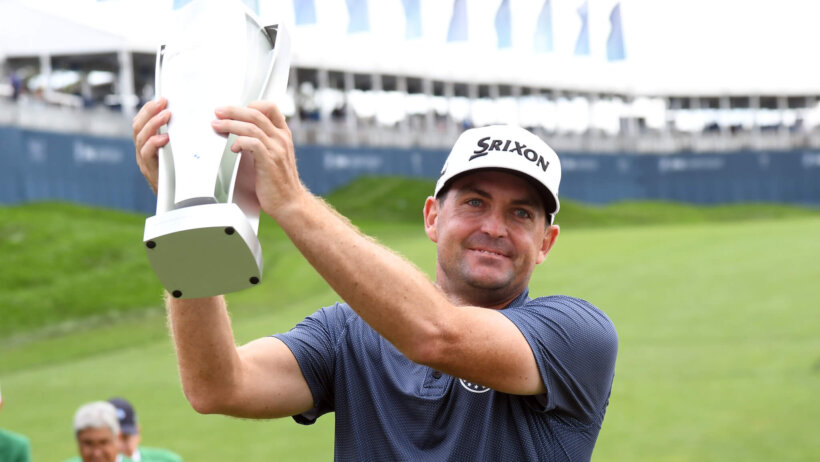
[133,1,617,460]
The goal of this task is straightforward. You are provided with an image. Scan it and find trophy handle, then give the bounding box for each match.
[154,44,176,215]
[223,21,292,235]
[259,24,292,104]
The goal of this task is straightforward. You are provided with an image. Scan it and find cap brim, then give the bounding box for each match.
[437,167,560,216]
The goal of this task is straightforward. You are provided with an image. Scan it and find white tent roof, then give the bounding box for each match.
[3,0,820,97]
[0,0,169,57]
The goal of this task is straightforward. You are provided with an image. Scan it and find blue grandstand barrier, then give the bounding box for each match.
[1,126,819,215]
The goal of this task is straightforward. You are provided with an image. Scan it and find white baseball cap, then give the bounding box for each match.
[434,125,562,221]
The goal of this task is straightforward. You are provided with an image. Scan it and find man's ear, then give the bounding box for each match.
[423,196,439,243]
[535,224,560,264]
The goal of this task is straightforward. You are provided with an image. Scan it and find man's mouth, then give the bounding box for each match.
[465,235,513,259]
[470,247,507,258]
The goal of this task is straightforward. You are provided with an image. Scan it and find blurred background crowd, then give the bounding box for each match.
[3,0,820,153]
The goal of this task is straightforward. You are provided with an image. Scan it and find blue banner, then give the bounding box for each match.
[574,1,590,56]
[495,0,512,49]
[447,0,468,42]
[173,0,258,14]
[346,0,370,33]
[172,0,192,9]
[401,0,423,39]
[607,3,626,61]
[293,0,318,25]
[533,0,554,53]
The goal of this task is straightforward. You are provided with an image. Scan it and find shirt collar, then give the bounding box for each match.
[503,288,531,309]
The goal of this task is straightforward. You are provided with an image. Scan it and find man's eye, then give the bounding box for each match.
[466,199,482,207]
[514,209,532,219]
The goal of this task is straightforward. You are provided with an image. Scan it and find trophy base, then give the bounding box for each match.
[144,203,263,299]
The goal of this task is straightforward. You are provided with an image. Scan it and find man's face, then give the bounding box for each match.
[117,432,140,457]
[77,427,119,462]
[424,170,558,307]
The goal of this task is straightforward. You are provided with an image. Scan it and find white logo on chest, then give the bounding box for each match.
[459,379,491,393]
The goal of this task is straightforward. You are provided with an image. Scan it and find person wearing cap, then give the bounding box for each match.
[65,401,133,462]
[107,398,182,462]
[0,384,33,462]
[133,99,617,461]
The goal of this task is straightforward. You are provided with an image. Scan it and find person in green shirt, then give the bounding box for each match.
[64,401,133,462]
[0,385,32,462]
[107,398,182,462]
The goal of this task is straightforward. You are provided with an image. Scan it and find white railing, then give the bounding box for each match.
[0,99,132,138]
[3,99,820,153]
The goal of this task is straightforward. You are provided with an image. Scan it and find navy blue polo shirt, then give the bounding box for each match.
[274,290,617,461]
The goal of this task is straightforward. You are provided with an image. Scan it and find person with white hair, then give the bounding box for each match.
[63,401,133,462]
[0,384,32,462]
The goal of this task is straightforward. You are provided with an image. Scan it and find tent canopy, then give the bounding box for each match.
[3,0,820,97]
[0,0,164,57]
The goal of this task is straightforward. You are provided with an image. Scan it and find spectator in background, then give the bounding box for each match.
[10,72,23,101]
[0,384,32,462]
[107,398,182,462]
[64,401,131,462]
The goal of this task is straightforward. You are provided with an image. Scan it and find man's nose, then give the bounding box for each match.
[480,209,507,238]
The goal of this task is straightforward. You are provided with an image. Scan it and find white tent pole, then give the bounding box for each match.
[750,95,761,149]
[344,71,356,134]
[444,81,455,138]
[588,92,598,139]
[39,53,52,100]
[719,95,730,136]
[118,48,136,118]
[511,84,521,126]
[467,82,477,126]
[317,68,329,144]
[396,75,408,137]
[422,77,434,139]
[777,95,788,136]
[371,72,383,145]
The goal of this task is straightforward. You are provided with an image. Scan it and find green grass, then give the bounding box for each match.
[1,178,819,461]
[2,177,817,339]
[547,219,820,461]
[0,203,162,338]
[329,176,820,226]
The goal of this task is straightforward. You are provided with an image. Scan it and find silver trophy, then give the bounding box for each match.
[143,0,291,298]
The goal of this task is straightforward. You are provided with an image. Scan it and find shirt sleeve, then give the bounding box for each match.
[501,295,618,424]
[273,302,354,425]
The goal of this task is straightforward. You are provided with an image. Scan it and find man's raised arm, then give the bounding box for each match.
[133,100,312,418]
[212,101,548,396]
